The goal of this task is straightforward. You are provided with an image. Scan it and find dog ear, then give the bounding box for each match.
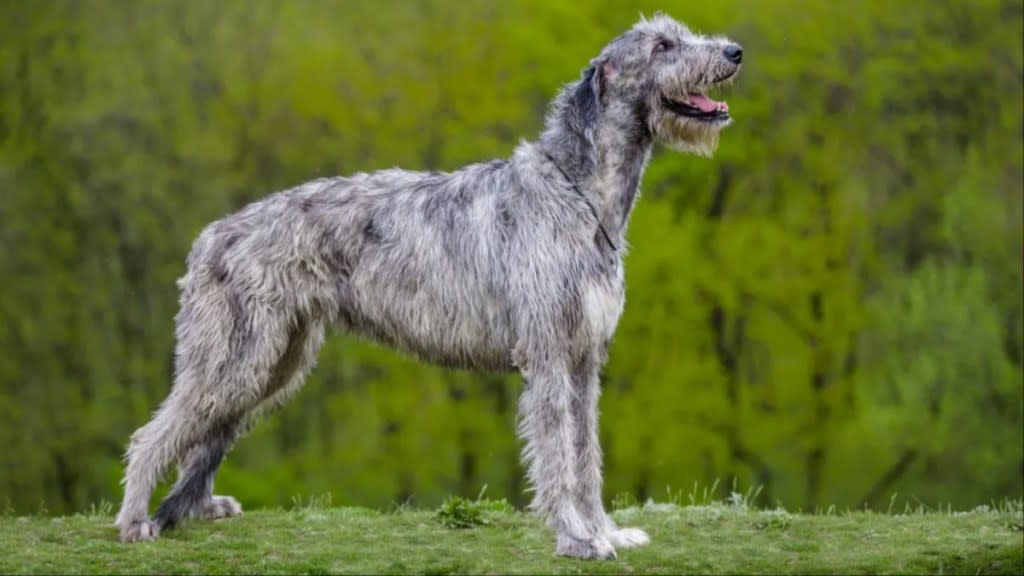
[573,57,611,133]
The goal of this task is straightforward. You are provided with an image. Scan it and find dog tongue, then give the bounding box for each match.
[688,93,727,113]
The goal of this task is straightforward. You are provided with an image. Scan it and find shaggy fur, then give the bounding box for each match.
[115,14,742,560]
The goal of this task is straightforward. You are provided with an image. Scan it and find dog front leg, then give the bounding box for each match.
[517,363,616,560]
[572,357,650,549]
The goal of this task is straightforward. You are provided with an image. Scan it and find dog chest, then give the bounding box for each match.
[581,279,624,344]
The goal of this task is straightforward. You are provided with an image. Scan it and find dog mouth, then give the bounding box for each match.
[662,91,730,122]
[662,72,736,123]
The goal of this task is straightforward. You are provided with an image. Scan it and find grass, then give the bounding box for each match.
[0,493,1021,575]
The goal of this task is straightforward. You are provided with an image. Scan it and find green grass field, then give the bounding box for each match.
[1,497,1021,575]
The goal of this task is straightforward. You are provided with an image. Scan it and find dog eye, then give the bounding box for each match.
[653,39,673,54]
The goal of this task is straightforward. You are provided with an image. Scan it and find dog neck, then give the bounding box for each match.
[589,110,653,243]
[535,96,653,249]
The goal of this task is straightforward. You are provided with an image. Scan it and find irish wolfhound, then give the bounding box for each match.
[116,14,742,559]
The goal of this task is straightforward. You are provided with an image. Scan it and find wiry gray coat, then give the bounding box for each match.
[116,14,742,560]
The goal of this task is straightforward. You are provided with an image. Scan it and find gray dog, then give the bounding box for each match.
[116,14,742,560]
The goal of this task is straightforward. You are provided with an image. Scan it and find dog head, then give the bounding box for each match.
[577,14,743,157]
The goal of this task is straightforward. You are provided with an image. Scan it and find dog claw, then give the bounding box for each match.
[607,527,650,548]
[556,534,617,560]
[198,495,243,520]
[119,519,160,543]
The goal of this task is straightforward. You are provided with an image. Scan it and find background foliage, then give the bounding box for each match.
[0,0,1021,515]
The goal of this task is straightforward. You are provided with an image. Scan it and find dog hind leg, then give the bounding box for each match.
[153,421,240,530]
[153,317,325,530]
[116,394,201,542]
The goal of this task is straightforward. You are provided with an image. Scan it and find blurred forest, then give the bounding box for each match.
[0,0,1021,516]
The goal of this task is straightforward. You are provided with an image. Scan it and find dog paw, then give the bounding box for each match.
[118,518,160,543]
[556,533,617,560]
[198,495,243,520]
[606,527,650,548]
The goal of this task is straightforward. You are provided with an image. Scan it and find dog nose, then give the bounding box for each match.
[724,44,743,64]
